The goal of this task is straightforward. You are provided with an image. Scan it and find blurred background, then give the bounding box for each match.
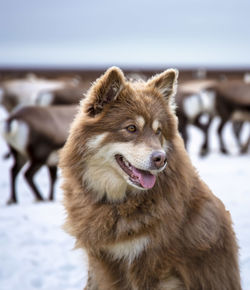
[0,0,250,289]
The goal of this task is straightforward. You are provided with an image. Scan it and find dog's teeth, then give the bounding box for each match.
[124,160,130,167]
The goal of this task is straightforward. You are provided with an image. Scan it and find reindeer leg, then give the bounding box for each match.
[177,109,189,149]
[233,122,250,154]
[217,118,228,154]
[232,121,244,149]
[241,133,250,154]
[193,114,213,157]
[24,162,44,202]
[8,149,27,205]
[201,115,213,157]
[179,122,188,149]
[182,124,189,149]
[47,166,57,201]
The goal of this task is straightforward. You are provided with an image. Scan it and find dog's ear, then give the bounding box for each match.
[147,69,178,101]
[86,66,125,117]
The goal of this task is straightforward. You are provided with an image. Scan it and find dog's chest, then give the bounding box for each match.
[105,236,149,264]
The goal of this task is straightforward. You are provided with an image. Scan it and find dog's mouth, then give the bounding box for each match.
[115,154,156,189]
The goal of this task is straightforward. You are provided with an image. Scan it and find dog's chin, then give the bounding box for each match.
[115,154,160,190]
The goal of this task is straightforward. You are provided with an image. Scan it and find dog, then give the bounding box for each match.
[59,67,241,290]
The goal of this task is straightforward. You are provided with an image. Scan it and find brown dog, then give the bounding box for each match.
[59,67,241,290]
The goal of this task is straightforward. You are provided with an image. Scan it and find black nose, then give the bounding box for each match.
[151,151,167,169]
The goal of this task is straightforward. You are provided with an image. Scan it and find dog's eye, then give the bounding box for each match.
[156,128,161,135]
[126,125,137,133]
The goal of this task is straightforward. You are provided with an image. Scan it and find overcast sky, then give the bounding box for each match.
[0,0,249,68]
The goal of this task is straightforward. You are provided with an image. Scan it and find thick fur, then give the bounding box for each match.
[59,67,241,290]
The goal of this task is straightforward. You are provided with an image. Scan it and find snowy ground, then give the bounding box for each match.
[0,107,250,290]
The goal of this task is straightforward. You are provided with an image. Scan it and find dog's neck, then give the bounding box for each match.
[84,176,144,204]
[105,181,128,202]
[82,171,129,203]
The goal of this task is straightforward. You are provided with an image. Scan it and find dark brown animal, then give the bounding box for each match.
[59,67,241,290]
[213,80,250,154]
[0,105,77,204]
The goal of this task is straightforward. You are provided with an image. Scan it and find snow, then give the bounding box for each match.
[0,204,87,290]
[0,107,250,289]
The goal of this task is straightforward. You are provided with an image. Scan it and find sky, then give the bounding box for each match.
[0,0,250,68]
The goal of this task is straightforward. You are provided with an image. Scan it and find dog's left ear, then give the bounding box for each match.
[147,69,178,101]
[86,66,125,117]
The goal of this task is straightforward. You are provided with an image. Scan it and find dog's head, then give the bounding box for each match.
[63,67,179,201]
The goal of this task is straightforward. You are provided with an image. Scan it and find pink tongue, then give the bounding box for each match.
[132,168,156,189]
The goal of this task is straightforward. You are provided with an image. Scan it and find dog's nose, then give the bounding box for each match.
[151,151,167,169]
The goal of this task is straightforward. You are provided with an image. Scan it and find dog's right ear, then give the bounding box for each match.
[85,67,125,117]
[147,69,178,101]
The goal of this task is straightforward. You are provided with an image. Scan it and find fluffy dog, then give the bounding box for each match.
[59,67,241,290]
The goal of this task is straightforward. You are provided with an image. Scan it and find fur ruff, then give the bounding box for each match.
[59,67,241,290]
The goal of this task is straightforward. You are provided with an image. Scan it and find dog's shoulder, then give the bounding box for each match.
[182,178,234,252]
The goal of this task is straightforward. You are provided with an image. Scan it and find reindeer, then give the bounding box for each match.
[0,105,78,204]
[0,76,88,160]
[0,75,88,113]
[36,82,89,106]
[0,76,65,113]
[213,80,250,154]
[176,79,217,155]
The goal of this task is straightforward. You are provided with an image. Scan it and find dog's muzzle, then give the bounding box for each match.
[115,150,167,190]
